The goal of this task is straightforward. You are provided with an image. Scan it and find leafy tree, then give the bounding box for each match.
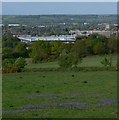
[73,40,86,58]
[51,42,63,58]
[2,36,20,48]
[62,42,73,53]
[93,42,104,55]
[70,43,82,67]
[85,38,94,55]
[15,42,28,58]
[108,35,117,53]
[2,48,14,59]
[30,41,51,63]
[58,49,72,68]
[87,34,107,55]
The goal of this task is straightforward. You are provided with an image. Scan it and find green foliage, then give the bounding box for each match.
[62,43,73,53]
[93,42,104,54]
[101,56,110,67]
[71,42,83,67]
[2,36,19,48]
[2,48,14,59]
[2,34,117,67]
[14,57,27,69]
[15,42,28,58]
[2,59,15,68]
[108,35,117,53]
[3,57,27,73]
[75,40,86,57]
[58,49,72,68]
[85,34,107,55]
[2,36,29,59]
[51,42,63,57]
[30,41,51,63]
[85,39,94,54]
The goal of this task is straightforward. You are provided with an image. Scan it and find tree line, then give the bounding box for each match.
[2,33,117,71]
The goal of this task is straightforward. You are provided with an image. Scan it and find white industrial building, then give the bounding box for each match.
[17,35,76,43]
[8,24,20,27]
[17,29,117,43]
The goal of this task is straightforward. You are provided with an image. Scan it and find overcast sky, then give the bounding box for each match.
[2,2,117,15]
[1,0,118,2]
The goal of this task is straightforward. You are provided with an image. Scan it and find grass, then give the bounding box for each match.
[26,61,59,68]
[2,71,117,118]
[26,55,117,69]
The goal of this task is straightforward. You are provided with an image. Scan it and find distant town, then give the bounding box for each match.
[1,20,118,43]
[2,15,117,38]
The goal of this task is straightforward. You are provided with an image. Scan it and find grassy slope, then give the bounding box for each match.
[26,55,117,68]
[3,71,117,118]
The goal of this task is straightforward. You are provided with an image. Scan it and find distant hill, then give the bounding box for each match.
[2,15,117,26]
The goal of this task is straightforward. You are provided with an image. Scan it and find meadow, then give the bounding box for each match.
[2,71,117,118]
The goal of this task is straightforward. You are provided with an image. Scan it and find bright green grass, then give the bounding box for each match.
[79,55,117,67]
[26,55,117,68]
[3,71,117,118]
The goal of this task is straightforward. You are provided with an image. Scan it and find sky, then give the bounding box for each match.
[1,0,118,2]
[2,2,117,15]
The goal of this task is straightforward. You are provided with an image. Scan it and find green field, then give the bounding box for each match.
[3,71,117,118]
[26,55,117,69]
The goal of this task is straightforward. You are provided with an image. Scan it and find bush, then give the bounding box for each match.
[100,56,111,67]
[58,49,72,68]
[2,59,15,68]
[2,57,27,73]
[14,57,27,69]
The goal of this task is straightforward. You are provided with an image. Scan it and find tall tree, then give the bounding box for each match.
[15,42,28,58]
[93,42,104,55]
[30,41,51,63]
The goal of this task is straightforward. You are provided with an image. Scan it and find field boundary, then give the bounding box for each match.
[22,66,118,72]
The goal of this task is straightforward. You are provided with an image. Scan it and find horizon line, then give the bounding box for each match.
[2,14,117,15]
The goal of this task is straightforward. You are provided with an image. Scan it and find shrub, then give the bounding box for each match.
[14,57,27,69]
[58,49,72,68]
[2,59,15,68]
[101,57,110,67]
